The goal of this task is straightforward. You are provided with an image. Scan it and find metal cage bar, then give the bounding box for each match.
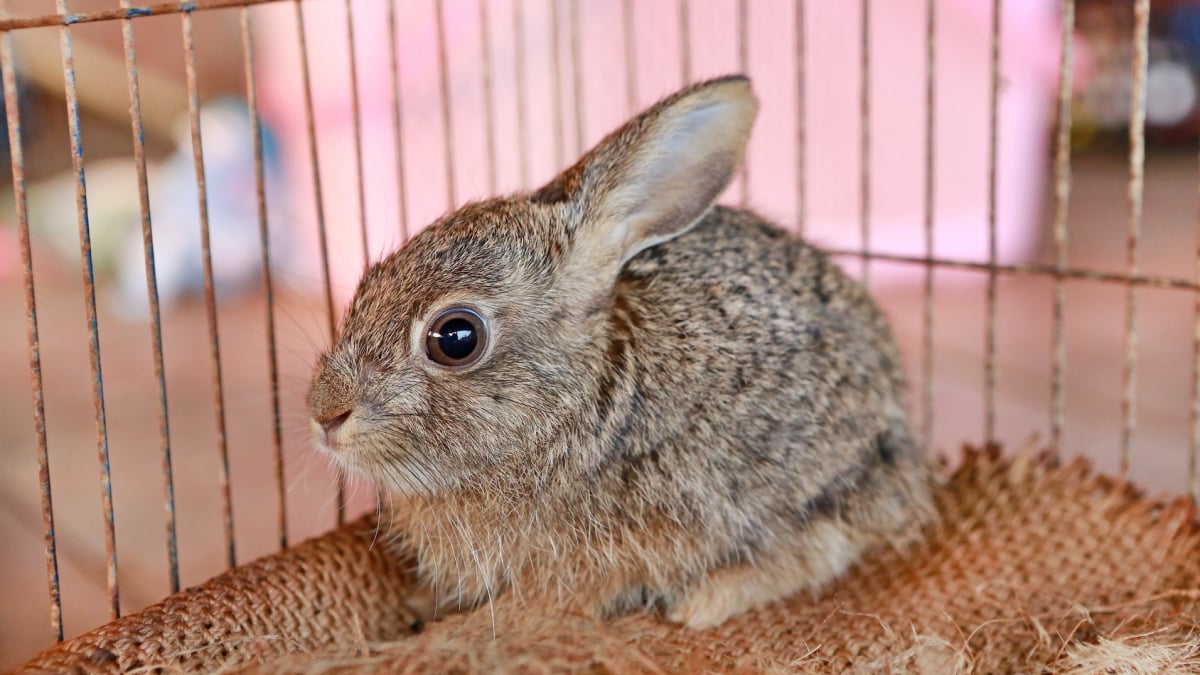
[55,0,120,622]
[435,0,457,210]
[479,0,497,194]
[117,0,180,592]
[568,0,584,156]
[343,0,370,265]
[0,0,64,642]
[1121,0,1151,473]
[291,0,343,524]
[795,0,806,236]
[984,0,1002,445]
[738,0,749,208]
[237,4,288,551]
[921,0,936,454]
[860,0,871,287]
[512,0,530,189]
[181,6,237,570]
[386,0,410,243]
[1051,0,1075,453]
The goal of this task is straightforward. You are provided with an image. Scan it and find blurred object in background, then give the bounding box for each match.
[17,98,289,318]
[1075,0,1200,147]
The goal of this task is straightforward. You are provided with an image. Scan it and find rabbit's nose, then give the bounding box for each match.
[316,409,352,446]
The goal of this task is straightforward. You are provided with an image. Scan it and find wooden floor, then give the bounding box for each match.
[2,152,1199,667]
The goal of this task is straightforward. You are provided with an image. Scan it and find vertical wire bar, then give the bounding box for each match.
[386,0,410,241]
[921,0,936,454]
[181,8,236,570]
[569,0,584,155]
[738,0,749,207]
[434,0,457,208]
[859,0,870,286]
[679,0,690,85]
[56,0,119,620]
[512,0,530,188]
[1194,85,1200,500]
[240,7,287,550]
[118,0,178,592]
[622,0,636,114]
[0,3,64,640]
[344,0,371,264]
[1121,0,1150,472]
[479,0,497,193]
[1051,0,1075,451]
[795,0,805,234]
[983,0,1001,444]
[549,0,564,169]
[292,0,343,524]
[1194,140,1200,503]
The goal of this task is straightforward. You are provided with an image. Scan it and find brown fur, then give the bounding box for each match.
[307,76,935,629]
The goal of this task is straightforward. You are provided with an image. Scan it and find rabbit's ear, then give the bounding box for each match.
[536,76,757,277]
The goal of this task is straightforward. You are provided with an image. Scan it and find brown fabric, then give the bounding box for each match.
[18,518,421,673]
[20,447,1200,673]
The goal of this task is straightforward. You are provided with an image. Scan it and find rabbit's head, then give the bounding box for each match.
[307,76,757,496]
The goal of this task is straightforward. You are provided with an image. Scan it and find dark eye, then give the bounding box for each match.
[425,308,488,367]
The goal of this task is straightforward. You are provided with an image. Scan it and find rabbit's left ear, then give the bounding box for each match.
[536,76,757,281]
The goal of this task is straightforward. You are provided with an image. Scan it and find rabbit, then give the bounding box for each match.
[307,75,936,630]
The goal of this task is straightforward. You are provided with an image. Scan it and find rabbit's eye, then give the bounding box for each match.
[425,308,488,367]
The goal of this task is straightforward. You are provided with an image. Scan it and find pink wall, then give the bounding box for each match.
[251,0,1076,302]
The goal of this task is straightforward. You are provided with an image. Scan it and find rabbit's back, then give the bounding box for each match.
[598,205,927,553]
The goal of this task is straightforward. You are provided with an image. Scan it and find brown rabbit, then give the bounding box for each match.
[308,75,935,629]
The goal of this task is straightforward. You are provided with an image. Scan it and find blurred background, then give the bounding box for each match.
[2,0,1199,666]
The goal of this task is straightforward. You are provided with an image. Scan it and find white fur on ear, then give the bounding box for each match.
[572,76,758,273]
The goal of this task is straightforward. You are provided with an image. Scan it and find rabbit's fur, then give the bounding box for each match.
[308,76,935,629]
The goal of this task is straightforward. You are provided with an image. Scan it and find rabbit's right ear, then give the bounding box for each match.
[535,76,757,286]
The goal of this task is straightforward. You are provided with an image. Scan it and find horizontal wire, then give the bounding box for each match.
[825,249,1200,292]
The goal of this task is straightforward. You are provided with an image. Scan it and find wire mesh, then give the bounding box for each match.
[3,0,1199,660]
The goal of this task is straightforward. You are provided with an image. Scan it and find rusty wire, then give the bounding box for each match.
[55,0,120,621]
[1051,0,1075,453]
[479,0,497,194]
[435,0,457,210]
[678,0,690,85]
[117,0,179,591]
[795,0,805,235]
[826,250,1200,293]
[549,0,565,170]
[569,0,584,156]
[238,5,287,551]
[343,0,370,265]
[860,0,870,288]
[738,0,749,207]
[984,0,1002,444]
[512,0,530,188]
[0,0,280,30]
[181,7,236,570]
[623,0,636,115]
[1122,0,1150,474]
[922,0,936,455]
[386,0,410,242]
[291,0,343,524]
[0,0,63,642]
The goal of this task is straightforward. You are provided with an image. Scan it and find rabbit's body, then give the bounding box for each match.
[310,76,934,629]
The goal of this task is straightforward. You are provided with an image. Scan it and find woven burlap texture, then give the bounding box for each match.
[19,447,1200,673]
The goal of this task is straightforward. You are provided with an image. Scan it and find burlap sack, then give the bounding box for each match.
[19,447,1200,673]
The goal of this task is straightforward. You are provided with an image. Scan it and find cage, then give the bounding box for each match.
[2,0,1200,672]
